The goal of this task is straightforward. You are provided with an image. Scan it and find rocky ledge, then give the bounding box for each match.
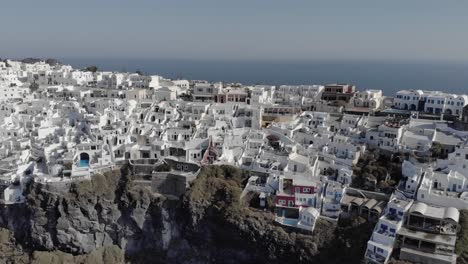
[0,165,376,264]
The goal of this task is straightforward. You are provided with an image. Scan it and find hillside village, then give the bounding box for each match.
[1,58,468,264]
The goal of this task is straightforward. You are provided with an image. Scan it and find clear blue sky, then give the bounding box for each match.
[2,0,468,61]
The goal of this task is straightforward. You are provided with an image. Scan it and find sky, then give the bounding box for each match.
[1,0,468,62]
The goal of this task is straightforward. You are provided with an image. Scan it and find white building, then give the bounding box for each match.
[393,90,427,111]
[351,89,383,109]
[425,93,468,117]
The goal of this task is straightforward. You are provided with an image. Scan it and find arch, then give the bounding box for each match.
[79,152,90,160]
[355,98,363,107]
[445,109,453,115]
[79,152,90,167]
[410,104,417,111]
[403,103,409,110]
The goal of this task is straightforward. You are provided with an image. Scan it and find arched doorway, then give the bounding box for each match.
[79,152,90,167]
[410,104,417,111]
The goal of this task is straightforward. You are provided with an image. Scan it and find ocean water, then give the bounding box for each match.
[63,58,468,96]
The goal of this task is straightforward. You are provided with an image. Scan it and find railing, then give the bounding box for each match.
[275,216,299,227]
[376,228,396,238]
[365,250,386,264]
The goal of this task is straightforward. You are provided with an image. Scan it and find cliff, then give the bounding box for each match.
[0,165,374,264]
[0,166,178,263]
[169,165,374,264]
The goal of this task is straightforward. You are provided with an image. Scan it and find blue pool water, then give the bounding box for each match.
[281,218,299,226]
[79,160,89,167]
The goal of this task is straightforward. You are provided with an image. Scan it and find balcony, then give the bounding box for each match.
[407,216,458,235]
[372,230,397,247]
[365,250,387,264]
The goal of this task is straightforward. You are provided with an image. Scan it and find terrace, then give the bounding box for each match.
[407,213,458,235]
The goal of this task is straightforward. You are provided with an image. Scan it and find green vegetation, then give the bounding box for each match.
[456,210,468,263]
[31,251,76,264]
[21,58,43,64]
[45,58,60,66]
[185,165,248,223]
[182,165,373,264]
[69,169,121,200]
[0,228,123,264]
[154,162,172,172]
[135,69,144,76]
[29,82,39,92]
[430,142,446,159]
[81,245,124,264]
[352,150,401,193]
[85,65,98,73]
[179,93,193,101]
[31,245,124,264]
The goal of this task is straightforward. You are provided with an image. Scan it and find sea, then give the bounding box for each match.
[63,58,468,96]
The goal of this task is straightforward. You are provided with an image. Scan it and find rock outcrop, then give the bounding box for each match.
[169,165,374,264]
[0,166,179,263]
[0,228,124,264]
[0,165,376,264]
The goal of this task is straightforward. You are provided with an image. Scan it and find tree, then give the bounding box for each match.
[135,69,144,76]
[29,82,39,92]
[430,142,444,159]
[21,58,41,64]
[45,58,60,66]
[85,65,98,73]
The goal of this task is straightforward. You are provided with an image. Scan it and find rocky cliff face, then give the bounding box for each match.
[0,167,179,263]
[168,165,374,264]
[0,165,374,264]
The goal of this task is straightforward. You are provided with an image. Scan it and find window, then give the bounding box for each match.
[303,187,311,193]
[295,187,301,193]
